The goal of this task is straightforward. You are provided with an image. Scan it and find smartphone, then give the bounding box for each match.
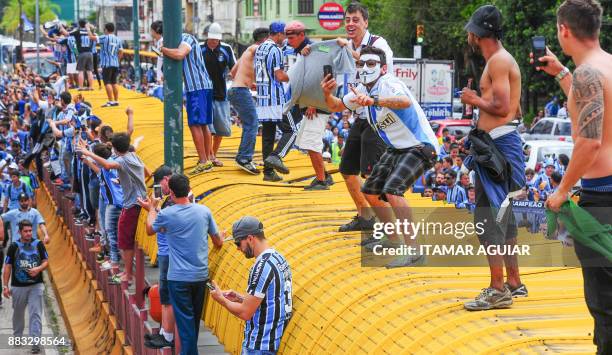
[153,184,162,199]
[532,36,546,68]
[323,65,333,80]
[206,281,215,291]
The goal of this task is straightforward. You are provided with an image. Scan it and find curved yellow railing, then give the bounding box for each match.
[45,87,594,355]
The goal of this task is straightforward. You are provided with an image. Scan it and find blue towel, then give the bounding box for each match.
[464,130,526,209]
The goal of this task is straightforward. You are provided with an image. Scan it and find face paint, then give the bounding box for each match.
[357,54,382,84]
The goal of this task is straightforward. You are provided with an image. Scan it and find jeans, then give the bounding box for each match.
[98,199,107,246]
[241,348,277,355]
[576,190,612,354]
[168,280,206,355]
[228,87,258,163]
[105,205,121,263]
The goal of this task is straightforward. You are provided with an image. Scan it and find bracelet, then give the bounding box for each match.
[555,67,570,82]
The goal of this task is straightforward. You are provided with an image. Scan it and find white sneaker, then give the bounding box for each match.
[100,261,112,271]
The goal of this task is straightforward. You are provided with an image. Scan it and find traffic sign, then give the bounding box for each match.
[318,2,344,31]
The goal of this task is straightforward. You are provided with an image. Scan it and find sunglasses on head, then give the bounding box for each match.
[355,59,380,68]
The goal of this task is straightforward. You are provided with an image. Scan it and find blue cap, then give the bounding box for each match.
[269,21,285,34]
[433,185,448,194]
[544,159,555,168]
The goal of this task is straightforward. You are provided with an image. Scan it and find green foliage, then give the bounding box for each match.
[0,0,60,34]
[345,0,612,112]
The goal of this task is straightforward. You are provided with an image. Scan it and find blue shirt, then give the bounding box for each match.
[180,33,212,92]
[255,39,285,107]
[447,184,467,208]
[155,197,176,256]
[244,249,292,351]
[98,34,122,68]
[152,203,218,281]
[4,182,33,211]
[98,159,124,208]
[58,37,77,63]
[343,75,440,152]
[2,207,45,241]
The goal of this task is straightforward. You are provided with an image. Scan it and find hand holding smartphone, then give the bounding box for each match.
[532,36,547,69]
[323,65,333,80]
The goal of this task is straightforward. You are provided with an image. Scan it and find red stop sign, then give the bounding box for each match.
[318,2,344,31]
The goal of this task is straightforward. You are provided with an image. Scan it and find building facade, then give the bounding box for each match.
[238,0,345,43]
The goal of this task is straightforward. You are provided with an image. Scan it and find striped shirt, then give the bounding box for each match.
[244,249,292,351]
[180,33,212,92]
[99,157,124,208]
[255,39,285,107]
[98,34,122,68]
[447,184,467,208]
[58,37,77,63]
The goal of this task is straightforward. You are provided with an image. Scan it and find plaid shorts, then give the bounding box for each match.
[362,145,435,198]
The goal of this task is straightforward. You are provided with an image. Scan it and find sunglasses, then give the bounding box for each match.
[355,59,380,68]
[445,176,453,180]
[233,237,246,247]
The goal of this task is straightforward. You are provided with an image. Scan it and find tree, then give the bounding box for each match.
[346,0,612,117]
[0,0,60,35]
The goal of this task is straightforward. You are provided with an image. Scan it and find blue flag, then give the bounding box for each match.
[21,13,34,32]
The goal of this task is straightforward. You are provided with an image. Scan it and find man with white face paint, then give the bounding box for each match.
[321,46,440,267]
[334,2,395,233]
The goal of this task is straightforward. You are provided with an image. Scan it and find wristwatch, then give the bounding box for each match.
[556,67,570,82]
[371,95,379,107]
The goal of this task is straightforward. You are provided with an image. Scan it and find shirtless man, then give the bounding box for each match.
[229,28,269,175]
[536,1,612,352]
[460,5,527,311]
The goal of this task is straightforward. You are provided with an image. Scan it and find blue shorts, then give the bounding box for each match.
[157,254,171,305]
[185,89,213,126]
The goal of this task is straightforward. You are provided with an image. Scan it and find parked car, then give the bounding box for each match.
[523,140,574,171]
[430,119,473,139]
[521,117,572,142]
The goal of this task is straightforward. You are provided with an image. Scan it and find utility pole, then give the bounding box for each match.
[18,0,23,63]
[36,0,40,73]
[133,0,140,88]
[163,0,183,172]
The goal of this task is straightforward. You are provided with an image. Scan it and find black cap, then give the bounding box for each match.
[232,216,263,240]
[464,5,503,39]
[18,192,29,201]
[153,165,173,184]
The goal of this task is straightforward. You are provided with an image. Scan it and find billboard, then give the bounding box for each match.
[393,58,454,120]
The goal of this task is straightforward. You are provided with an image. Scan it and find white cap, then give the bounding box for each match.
[207,23,223,40]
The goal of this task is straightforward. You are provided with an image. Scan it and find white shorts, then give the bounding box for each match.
[296,114,327,152]
[66,62,77,74]
[256,105,283,122]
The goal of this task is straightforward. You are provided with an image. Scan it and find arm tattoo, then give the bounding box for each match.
[572,65,605,139]
[380,97,410,109]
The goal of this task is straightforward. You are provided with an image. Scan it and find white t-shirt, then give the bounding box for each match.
[342,74,439,152]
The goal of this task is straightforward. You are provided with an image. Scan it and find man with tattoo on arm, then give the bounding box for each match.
[536,1,612,352]
[321,46,439,268]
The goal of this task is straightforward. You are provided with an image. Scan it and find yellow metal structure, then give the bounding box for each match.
[40,88,595,354]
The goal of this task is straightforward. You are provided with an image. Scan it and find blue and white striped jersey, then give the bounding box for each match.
[98,34,122,68]
[343,74,440,152]
[99,157,124,208]
[254,39,285,107]
[447,184,467,208]
[57,37,77,63]
[244,248,292,352]
[180,33,212,92]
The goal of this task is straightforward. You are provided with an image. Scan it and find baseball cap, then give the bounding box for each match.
[18,192,29,201]
[232,216,263,240]
[285,21,306,35]
[207,22,223,40]
[269,21,285,34]
[464,5,503,39]
[544,158,555,168]
[153,165,173,184]
[433,186,448,194]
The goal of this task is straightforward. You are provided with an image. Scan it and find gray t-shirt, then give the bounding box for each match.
[115,152,146,208]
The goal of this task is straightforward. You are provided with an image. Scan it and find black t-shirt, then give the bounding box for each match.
[70,28,92,54]
[201,43,235,101]
[5,239,47,287]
